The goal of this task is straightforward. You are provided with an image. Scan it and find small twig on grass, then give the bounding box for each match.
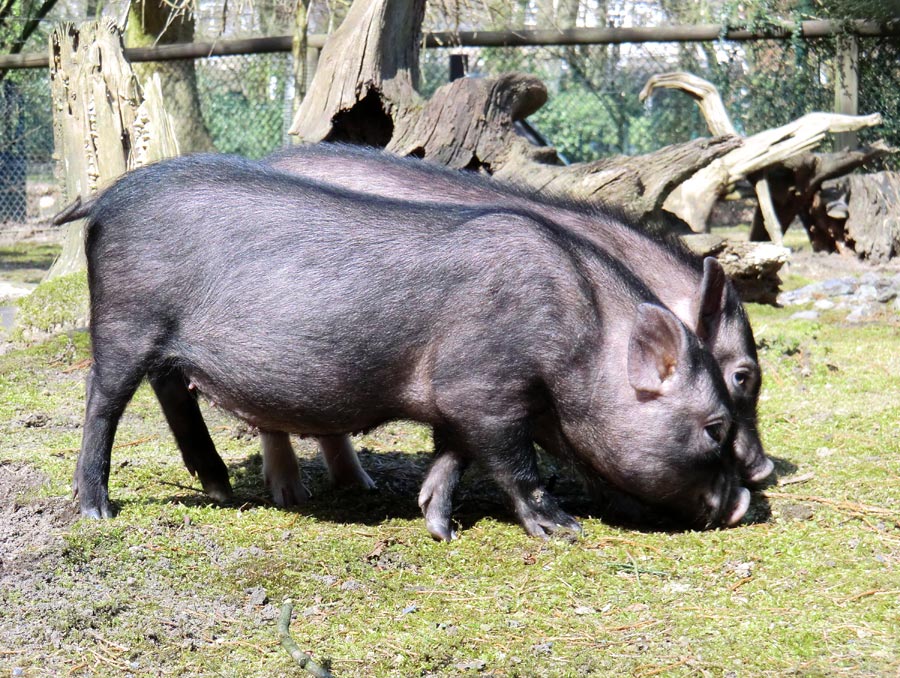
[605,620,661,633]
[777,472,815,486]
[730,576,753,591]
[840,589,900,603]
[278,599,332,678]
[67,662,89,676]
[57,435,158,455]
[585,536,663,555]
[158,480,205,494]
[85,628,129,652]
[61,357,92,373]
[633,656,692,677]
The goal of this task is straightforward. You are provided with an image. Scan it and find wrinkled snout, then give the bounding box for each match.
[734,425,775,486]
[725,487,751,526]
[702,476,751,528]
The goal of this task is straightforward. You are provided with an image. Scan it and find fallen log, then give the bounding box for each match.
[681,235,791,304]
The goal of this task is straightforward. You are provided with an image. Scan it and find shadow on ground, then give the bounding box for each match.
[123,445,775,538]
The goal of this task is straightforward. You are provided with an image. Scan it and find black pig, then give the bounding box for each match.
[62,154,749,536]
[264,143,773,488]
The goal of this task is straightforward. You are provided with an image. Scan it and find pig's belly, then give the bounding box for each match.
[182,366,420,435]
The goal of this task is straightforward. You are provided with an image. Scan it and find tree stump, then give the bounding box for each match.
[288,0,426,145]
[46,19,179,279]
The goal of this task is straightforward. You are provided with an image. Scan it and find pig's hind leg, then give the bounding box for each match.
[148,369,233,503]
[318,434,376,490]
[418,428,468,541]
[75,363,144,518]
[258,433,374,508]
[260,431,311,506]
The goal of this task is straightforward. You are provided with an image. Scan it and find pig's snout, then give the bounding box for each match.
[702,482,750,529]
[725,487,751,526]
[746,457,775,485]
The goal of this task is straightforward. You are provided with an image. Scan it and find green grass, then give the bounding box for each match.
[14,270,89,337]
[1,304,899,677]
[0,243,61,285]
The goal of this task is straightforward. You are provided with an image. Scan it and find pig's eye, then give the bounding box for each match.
[704,420,727,447]
[732,371,749,389]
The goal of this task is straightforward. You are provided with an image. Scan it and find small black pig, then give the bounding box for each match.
[264,143,773,487]
[62,154,749,536]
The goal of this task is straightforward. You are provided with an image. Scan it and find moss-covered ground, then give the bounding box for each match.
[1,240,898,677]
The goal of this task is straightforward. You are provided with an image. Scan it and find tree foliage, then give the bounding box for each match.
[0,0,59,81]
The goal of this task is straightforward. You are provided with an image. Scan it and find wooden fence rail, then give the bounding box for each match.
[1,19,898,70]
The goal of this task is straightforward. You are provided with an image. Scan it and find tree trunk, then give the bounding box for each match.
[47,19,179,279]
[288,0,426,145]
[125,0,214,153]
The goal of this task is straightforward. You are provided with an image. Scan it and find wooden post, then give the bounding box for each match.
[291,0,311,116]
[46,19,179,279]
[449,53,468,81]
[833,35,859,151]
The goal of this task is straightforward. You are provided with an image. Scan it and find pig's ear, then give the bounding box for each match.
[695,257,726,341]
[628,303,688,395]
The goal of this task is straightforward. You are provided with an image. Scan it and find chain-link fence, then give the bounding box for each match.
[0,29,897,231]
[0,68,55,230]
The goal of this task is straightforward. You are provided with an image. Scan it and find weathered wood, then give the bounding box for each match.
[641,71,888,242]
[747,141,893,242]
[389,72,740,220]
[833,36,859,151]
[664,111,884,234]
[640,72,736,136]
[389,72,548,169]
[681,235,791,304]
[809,172,900,262]
[641,72,778,241]
[288,0,426,145]
[46,19,179,279]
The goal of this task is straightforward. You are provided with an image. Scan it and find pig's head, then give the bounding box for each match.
[562,303,750,529]
[693,258,773,485]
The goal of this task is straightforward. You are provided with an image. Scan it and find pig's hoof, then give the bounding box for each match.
[74,479,114,518]
[421,497,457,542]
[78,496,114,519]
[200,478,233,504]
[418,474,456,541]
[270,478,311,507]
[424,515,457,542]
[515,489,582,539]
[333,466,377,491]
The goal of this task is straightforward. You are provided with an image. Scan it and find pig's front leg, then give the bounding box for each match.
[463,423,582,539]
